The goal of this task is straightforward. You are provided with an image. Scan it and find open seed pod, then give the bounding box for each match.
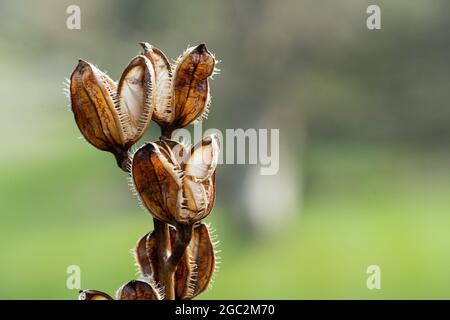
[69,55,155,169]
[116,280,161,300]
[79,289,113,300]
[135,223,216,299]
[132,134,219,225]
[140,43,216,134]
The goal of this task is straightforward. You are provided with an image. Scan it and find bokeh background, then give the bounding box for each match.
[1,0,450,299]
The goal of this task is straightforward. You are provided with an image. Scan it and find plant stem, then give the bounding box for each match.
[160,125,175,140]
[153,218,175,300]
[167,223,193,272]
[113,147,130,173]
[156,128,194,300]
[160,222,193,300]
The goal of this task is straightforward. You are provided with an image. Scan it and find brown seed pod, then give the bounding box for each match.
[69,55,155,168]
[134,224,216,300]
[171,223,216,299]
[136,43,216,134]
[70,60,121,151]
[132,142,183,224]
[79,289,113,300]
[116,280,160,300]
[172,44,215,128]
[132,134,219,224]
[135,231,154,277]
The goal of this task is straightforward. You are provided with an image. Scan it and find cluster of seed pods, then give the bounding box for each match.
[69,42,220,300]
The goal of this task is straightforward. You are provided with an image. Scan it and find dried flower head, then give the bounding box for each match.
[70,55,155,169]
[132,134,219,225]
[140,43,216,134]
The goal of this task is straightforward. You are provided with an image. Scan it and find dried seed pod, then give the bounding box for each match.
[172,44,215,128]
[170,223,216,299]
[116,280,160,300]
[79,289,113,300]
[70,60,121,151]
[132,134,219,224]
[136,43,216,134]
[69,55,155,169]
[135,232,153,277]
[132,142,183,224]
[134,224,216,300]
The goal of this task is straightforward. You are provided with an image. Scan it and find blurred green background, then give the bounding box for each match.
[1,0,450,299]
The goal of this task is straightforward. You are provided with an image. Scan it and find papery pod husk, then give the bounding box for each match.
[132,142,182,224]
[160,135,218,223]
[116,280,160,300]
[135,227,173,289]
[203,171,216,217]
[181,177,208,221]
[184,134,220,181]
[117,55,156,145]
[79,289,114,300]
[140,42,174,127]
[70,60,121,151]
[180,134,219,221]
[135,231,154,277]
[172,44,215,128]
[171,223,216,299]
[134,229,167,287]
[154,139,188,167]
